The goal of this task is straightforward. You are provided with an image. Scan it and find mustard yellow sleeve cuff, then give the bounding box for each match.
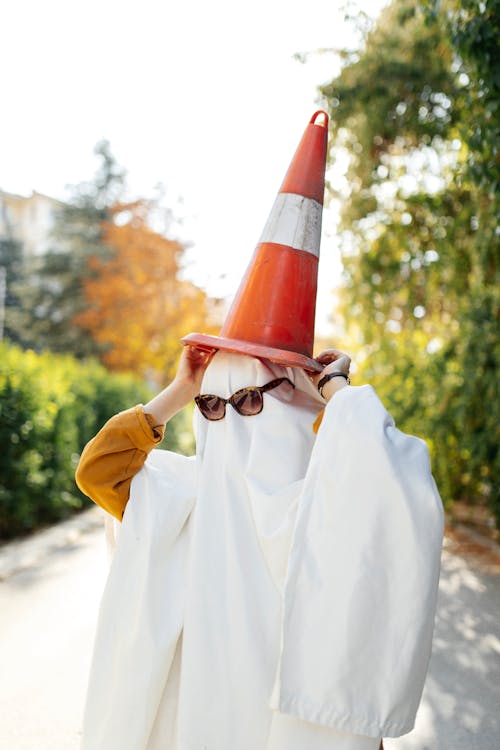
[119,405,165,450]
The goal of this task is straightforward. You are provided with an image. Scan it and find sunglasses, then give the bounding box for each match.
[195,377,295,421]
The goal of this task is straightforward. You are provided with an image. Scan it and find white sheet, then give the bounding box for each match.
[81,354,443,750]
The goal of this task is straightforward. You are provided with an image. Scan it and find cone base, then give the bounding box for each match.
[180,332,322,372]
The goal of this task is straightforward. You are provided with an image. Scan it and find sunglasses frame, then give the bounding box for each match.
[195,377,295,421]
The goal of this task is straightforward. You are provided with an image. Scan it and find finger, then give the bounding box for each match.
[322,357,351,376]
[314,349,344,365]
[197,348,217,369]
[325,357,350,371]
[201,349,216,365]
[186,345,214,362]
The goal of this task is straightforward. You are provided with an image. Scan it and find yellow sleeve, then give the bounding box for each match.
[75,405,165,521]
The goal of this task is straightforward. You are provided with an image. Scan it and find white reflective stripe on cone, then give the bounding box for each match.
[258,193,323,257]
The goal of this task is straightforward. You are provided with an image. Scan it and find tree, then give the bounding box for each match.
[7,140,215,383]
[0,237,24,344]
[425,0,500,190]
[73,201,215,383]
[12,140,125,356]
[426,0,500,527]
[319,0,499,525]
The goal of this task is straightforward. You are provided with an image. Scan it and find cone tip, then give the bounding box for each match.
[310,110,329,127]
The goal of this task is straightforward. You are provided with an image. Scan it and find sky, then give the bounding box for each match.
[1,0,388,336]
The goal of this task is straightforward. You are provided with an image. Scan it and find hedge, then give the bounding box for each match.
[0,342,193,541]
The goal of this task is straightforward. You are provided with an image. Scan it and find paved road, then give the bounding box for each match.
[1,512,499,749]
[385,543,500,750]
[0,511,108,750]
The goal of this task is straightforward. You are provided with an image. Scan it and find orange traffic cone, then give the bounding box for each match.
[182,110,329,372]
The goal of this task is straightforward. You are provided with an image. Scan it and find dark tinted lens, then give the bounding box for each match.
[231,389,263,416]
[196,395,226,420]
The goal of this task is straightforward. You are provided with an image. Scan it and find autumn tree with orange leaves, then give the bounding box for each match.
[74,201,215,383]
[15,141,217,383]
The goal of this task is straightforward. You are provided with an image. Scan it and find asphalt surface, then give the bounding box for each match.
[1,509,499,749]
[0,509,107,750]
[385,539,500,750]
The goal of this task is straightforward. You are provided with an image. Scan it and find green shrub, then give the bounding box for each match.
[0,342,156,540]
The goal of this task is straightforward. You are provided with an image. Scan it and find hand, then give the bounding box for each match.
[173,345,216,397]
[310,348,351,401]
[143,345,216,425]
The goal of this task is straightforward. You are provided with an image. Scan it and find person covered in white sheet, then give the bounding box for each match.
[76,342,444,750]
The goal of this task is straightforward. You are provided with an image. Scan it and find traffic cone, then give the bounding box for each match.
[181,110,329,372]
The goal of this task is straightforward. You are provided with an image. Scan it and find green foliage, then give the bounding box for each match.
[0,342,153,540]
[425,0,500,191]
[321,0,499,526]
[322,0,462,222]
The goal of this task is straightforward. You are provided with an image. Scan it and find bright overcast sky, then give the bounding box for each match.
[1,0,387,336]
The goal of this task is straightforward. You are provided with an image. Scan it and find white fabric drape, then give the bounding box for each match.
[81,353,443,750]
[270,385,444,738]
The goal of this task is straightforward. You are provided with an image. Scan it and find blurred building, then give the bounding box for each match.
[0,189,63,256]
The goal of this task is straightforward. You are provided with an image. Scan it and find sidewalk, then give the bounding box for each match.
[0,506,105,581]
